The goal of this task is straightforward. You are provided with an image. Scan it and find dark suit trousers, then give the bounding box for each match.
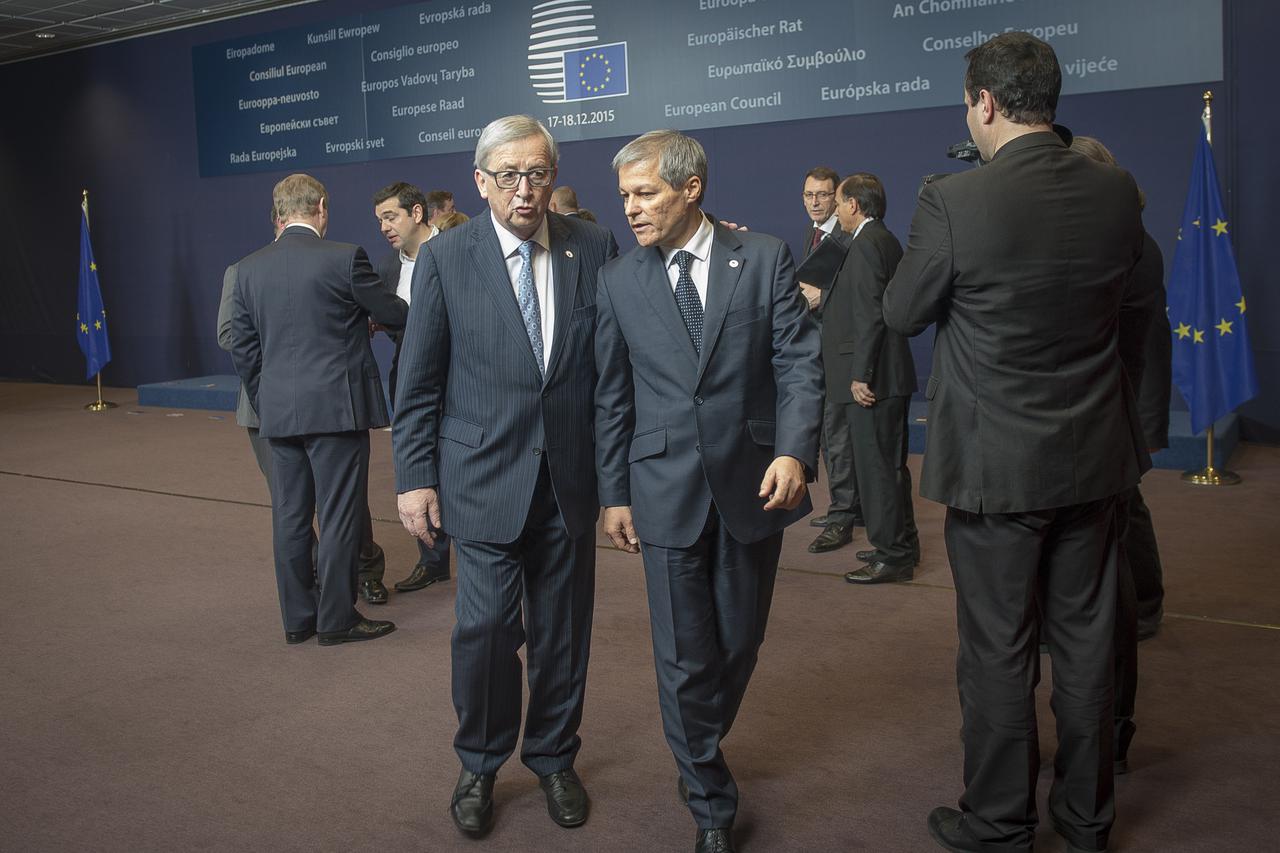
[249,426,386,582]
[641,507,782,829]
[268,431,368,635]
[450,462,595,776]
[1122,485,1164,631]
[822,397,860,522]
[945,497,1118,853]
[1113,488,1141,760]
[844,396,918,563]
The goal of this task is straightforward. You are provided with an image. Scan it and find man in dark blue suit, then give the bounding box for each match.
[231,174,407,646]
[392,115,618,838]
[595,130,824,853]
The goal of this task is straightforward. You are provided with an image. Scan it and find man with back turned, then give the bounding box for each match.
[883,33,1148,853]
[231,173,407,646]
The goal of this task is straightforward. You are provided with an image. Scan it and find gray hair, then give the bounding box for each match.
[273,173,327,219]
[473,115,558,170]
[612,130,707,200]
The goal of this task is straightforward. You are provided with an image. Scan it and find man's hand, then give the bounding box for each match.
[398,487,442,548]
[602,506,640,553]
[851,380,876,408]
[718,220,750,231]
[799,282,821,311]
[759,455,807,511]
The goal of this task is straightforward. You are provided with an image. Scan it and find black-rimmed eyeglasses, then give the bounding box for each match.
[482,168,555,189]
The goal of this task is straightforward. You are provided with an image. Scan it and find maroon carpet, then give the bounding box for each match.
[1,382,1276,852]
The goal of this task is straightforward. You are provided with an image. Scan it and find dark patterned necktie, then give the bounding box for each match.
[673,250,703,354]
[810,227,823,251]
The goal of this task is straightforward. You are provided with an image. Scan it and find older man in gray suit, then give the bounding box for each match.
[595,130,823,853]
[393,115,617,839]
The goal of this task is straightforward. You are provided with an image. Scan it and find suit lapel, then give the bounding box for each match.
[634,247,700,370]
[697,223,746,384]
[470,217,542,378]
[543,215,580,383]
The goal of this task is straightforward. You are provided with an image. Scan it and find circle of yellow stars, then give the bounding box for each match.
[578,52,612,94]
[1171,215,1244,344]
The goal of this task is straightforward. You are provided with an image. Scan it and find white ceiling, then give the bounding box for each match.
[0,0,316,64]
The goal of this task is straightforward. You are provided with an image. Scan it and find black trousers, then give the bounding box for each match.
[1122,485,1164,632]
[641,507,782,829]
[268,431,368,635]
[1114,488,1141,760]
[249,426,387,582]
[844,395,919,564]
[945,497,1118,853]
[450,462,595,776]
[822,396,861,522]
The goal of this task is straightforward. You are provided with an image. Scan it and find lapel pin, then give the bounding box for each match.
[728,259,740,268]
[565,249,574,258]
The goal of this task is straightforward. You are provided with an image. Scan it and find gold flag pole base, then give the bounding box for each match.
[84,372,116,411]
[1181,466,1241,486]
[1181,424,1242,485]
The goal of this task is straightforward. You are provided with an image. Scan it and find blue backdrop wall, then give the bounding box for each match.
[1,0,1275,439]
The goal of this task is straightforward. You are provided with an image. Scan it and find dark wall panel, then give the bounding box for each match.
[0,0,1274,437]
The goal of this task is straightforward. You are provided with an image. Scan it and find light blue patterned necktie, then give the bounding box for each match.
[516,239,545,375]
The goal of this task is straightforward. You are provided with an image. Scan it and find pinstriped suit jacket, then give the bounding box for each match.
[392,212,618,544]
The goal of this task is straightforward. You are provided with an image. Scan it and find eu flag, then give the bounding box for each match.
[77,205,112,380]
[1166,124,1257,434]
[562,41,628,101]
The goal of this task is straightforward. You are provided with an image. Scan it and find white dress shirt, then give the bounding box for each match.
[660,212,714,309]
[810,212,839,247]
[395,249,416,304]
[850,216,876,241]
[492,211,555,368]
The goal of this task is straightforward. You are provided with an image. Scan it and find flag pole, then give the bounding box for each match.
[1182,90,1238,486]
[82,188,117,412]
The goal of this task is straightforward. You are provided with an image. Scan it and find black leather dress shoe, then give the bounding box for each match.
[394,562,451,592]
[809,514,828,528]
[317,617,396,646]
[845,560,914,584]
[677,775,689,805]
[285,627,315,644]
[808,523,853,553]
[855,548,879,563]
[927,807,982,852]
[450,769,495,838]
[695,827,735,853]
[539,767,589,828]
[359,578,389,605]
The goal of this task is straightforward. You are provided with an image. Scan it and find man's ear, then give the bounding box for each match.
[685,175,703,204]
[978,89,998,125]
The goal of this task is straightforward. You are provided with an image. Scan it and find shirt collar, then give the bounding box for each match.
[662,212,713,267]
[283,222,321,237]
[817,212,838,235]
[491,210,550,259]
[851,217,876,240]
